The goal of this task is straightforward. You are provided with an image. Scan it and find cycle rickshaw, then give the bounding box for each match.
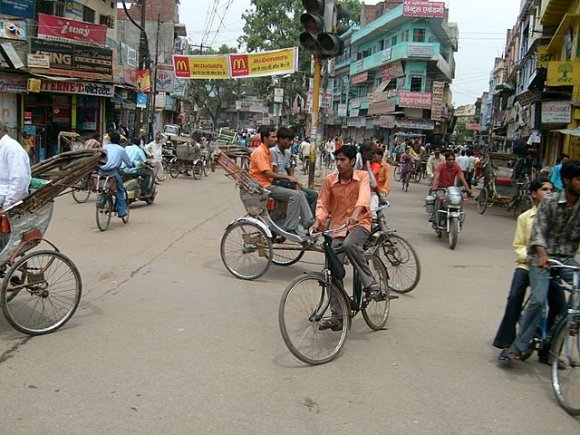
[216,154,421,294]
[0,150,102,335]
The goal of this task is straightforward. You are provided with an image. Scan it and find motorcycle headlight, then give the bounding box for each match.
[448,193,463,205]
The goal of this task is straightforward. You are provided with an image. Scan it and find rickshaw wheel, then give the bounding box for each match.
[220,221,273,280]
[477,188,489,214]
[270,244,305,266]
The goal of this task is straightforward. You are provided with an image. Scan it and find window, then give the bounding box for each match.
[401,30,409,42]
[83,6,96,23]
[413,29,426,42]
[100,15,115,29]
[378,40,384,51]
[391,36,398,46]
[410,76,423,92]
[39,0,65,17]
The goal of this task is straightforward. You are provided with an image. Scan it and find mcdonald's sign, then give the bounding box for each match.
[230,55,249,76]
[172,54,229,79]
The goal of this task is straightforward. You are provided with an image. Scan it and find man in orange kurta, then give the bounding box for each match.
[312,145,379,330]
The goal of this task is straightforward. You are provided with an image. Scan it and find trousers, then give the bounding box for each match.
[268,185,313,231]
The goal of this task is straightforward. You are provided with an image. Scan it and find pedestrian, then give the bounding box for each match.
[144,132,166,182]
[0,121,31,209]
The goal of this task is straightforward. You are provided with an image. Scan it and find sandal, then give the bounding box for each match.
[497,349,512,364]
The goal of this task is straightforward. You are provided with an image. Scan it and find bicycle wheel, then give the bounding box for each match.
[220,221,272,280]
[412,170,422,183]
[96,194,112,231]
[1,250,82,335]
[279,273,349,365]
[270,243,305,266]
[551,316,580,415]
[156,165,167,182]
[394,165,401,182]
[477,187,489,214]
[192,162,202,180]
[71,176,91,203]
[362,255,390,330]
[378,233,421,293]
[169,162,180,178]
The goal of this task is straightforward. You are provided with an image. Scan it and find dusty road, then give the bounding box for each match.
[0,169,578,434]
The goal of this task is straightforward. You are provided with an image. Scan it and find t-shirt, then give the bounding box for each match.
[435,163,463,188]
[270,145,290,175]
[249,143,273,188]
[457,155,470,171]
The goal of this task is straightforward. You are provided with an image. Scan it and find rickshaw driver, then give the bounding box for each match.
[430,152,472,225]
[0,121,31,210]
[249,126,313,237]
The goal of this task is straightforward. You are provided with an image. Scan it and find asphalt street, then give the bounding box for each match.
[0,166,578,434]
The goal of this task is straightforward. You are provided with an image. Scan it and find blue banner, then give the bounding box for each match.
[0,0,35,19]
[136,93,148,109]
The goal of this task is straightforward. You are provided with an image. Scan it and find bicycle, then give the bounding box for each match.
[278,225,391,365]
[301,156,310,175]
[71,173,92,203]
[94,173,129,231]
[366,203,421,293]
[516,259,580,415]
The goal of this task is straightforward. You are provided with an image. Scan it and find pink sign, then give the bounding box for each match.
[37,13,107,46]
[351,72,368,85]
[403,0,445,18]
[398,91,432,109]
[382,61,405,80]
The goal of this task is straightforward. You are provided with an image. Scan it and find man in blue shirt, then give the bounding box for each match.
[99,131,133,218]
[122,139,152,191]
[549,154,569,191]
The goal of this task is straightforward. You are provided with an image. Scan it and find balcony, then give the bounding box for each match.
[541,0,572,26]
[348,42,442,76]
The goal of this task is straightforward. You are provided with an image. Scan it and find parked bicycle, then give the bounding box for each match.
[278,225,391,365]
[94,173,129,231]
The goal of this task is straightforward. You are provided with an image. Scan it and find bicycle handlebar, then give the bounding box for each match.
[548,259,580,271]
[307,223,348,240]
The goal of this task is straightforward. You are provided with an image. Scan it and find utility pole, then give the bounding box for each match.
[147,14,161,137]
[308,56,322,188]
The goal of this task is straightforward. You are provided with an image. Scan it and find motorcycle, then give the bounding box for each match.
[123,164,157,206]
[425,186,465,250]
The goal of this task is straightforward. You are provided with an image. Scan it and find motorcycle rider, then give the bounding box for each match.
[122,139,153,192]
[430,152,472,225]
[144,131,166,181]
[99,131,132,219]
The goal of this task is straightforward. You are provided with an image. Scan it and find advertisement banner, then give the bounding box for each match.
[369,99,396,116]
[136,70,151,93]
[382,61,405,80]
[351,72,368,85]
[541,101,571,124]
[395,118,435,130]
[40,80,115,97]
[155,64,175,93]
[546,60,580,87]
[466,123,481,131]
[0,71,27,93]
[378,115,396,129]
[229,47,298,78]
[337,103,348,117]
[0,18,27,41]
[136,93,148,109]
[398,91,432,109]
[37,13,107,47]
[431,81,445,120]
[64,0,83,20]
[403,0,445,18]
[173,54,230,79]
[0,0,35,19]
[29,38,112,80]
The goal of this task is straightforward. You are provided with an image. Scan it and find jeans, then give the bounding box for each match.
[493,268,565,349]
[100,169,127,217]
[268,185,313,231]
[514,258,577,353]
[329,226,375,317]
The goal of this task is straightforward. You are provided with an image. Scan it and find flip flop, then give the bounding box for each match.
[497,349,512,364]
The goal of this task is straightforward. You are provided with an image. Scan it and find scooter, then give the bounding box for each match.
[425,186,465,250]
[123,164,157,206]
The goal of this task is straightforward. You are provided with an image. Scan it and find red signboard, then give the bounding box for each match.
[382,61,405,80]
[466,123,481,131]
[351,72,368,85]
[398,91,432,109]
[37,13,107,46]
[403,0,445,18]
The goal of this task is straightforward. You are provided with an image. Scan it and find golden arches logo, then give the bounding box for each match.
[232,58,247,70]
[175,60,188,71]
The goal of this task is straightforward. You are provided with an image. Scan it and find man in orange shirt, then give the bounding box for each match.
[312,145,380,331]
[249,126,313,235]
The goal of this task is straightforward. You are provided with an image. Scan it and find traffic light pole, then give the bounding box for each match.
[308,56,322,189]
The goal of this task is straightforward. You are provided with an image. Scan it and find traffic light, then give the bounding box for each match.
[299,1,350,58]
[299,0,325,52]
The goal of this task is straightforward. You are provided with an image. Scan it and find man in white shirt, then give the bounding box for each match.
[0,121,31,209]
[426,147,446,181]
[457,150,470,173]
[144,131,166,181]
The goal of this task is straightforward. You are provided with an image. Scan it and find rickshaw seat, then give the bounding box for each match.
[267,198,288,221]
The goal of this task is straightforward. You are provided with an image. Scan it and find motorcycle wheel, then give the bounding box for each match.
[169,163,180,178]
[448,217,459,250]
[192,163,201,180]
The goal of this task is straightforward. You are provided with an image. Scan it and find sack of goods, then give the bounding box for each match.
[175,144,198,160]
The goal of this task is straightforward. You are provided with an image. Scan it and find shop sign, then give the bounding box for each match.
[64,0,83,20]
[27,54,50,69]
[347,117,366,128]
[355,59,364,73]
[156,64,174,93]
[431,81,444,120]
[381,48,392,63]
[30,38,112,80]
[0,0,35,20]
[536,46,550,69]
[395,118,435,130]
[0,71,27,92]
[40,80,115,97]
[516,90,541,106]
[407,44,433,58]
[541,101,571,124]
[229,47,298,79]
[350,108,360,117]
[0,18,27,41]
[351,72,368,85]
[136,93,148,109]
[403,0,445,18]
[466,124,481,131]
[337,103,348,117]
[369,99,396,116]
[398,91,432,108]
[136,69,151,93]
[378,115,396,129]
[37,13,107,47]
[382,61,405,80]
[546,60,580,87]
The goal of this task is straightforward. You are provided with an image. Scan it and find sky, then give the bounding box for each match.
[180,0,521,107]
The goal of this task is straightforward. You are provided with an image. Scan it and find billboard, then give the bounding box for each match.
[403,0,445,18]
[382,61,405,80]
[0,18,27,41]
[156,64,175,93]
[398,91,432,109]
[37,13,107,46]
[173,54,230,79]
[0,0,35,19]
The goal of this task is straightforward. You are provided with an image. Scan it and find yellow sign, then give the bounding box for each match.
[547,60,580,86]
[536,46,550,68]
[229,48,298,79]
[27,78,41,93]
[173,54,229,79]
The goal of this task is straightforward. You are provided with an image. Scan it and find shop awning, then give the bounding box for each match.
[556,127,580,136]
